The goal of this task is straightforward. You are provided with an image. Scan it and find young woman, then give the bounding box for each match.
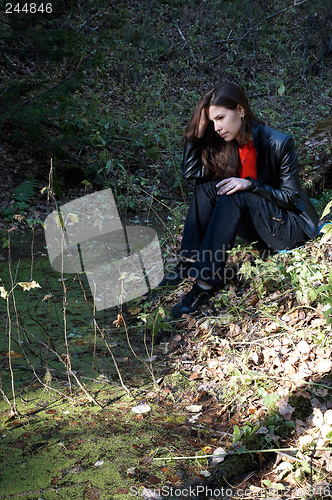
[162,81,319,318]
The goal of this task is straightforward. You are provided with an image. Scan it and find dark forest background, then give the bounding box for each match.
[0,0,331,221]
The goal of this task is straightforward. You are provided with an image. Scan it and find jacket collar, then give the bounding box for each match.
[251,121,264,149]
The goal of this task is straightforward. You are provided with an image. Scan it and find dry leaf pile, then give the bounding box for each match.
[153,241,332,496]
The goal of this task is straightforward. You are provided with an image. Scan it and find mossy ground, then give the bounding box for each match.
[1,214,332,499]
[0,229,206,499]
[0,391,186,499]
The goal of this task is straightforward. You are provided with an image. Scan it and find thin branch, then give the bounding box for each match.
[212,0,311,63]
[93,318,131,398]
[152,446,332,462]
[174,21,197,63]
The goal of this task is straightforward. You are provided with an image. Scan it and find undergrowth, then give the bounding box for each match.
[0,0,331,214]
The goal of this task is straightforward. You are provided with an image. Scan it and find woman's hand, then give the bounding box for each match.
[197,108,210,138]
[216,177,251,195]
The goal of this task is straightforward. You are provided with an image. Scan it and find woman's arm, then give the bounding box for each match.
[181,108,211,180]
[246,135,302,210]
[181,137,206,180]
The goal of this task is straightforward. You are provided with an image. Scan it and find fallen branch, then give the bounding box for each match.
[152,446,332,462]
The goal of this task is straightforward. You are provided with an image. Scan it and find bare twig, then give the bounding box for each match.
[174,21,197,63]
[212,0,310,63]
[93,318,131,398]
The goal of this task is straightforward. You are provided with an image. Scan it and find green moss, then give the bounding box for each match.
[0,398,170,498]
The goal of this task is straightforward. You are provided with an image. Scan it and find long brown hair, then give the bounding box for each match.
[185,82,264,180]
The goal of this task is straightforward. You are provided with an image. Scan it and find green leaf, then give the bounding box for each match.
[321,200,332,219]
[301,460,311,474]
[276,483,286,490]
[232,425,242,444]
[320,223,332,243]
[278,83,285,96]
[263,393,279,408]
[323,306,332,319]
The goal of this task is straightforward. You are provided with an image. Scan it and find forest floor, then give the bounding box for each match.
[0,187,331,499]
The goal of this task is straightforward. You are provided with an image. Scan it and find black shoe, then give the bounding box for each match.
[158,260,192,287]
[170,283,214,318]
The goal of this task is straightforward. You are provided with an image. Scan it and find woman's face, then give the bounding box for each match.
[208,105,244,143]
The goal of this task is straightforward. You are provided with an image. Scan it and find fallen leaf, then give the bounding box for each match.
[248,405,257,415]
[283,361,297,376]
[131,404,151,414]
[6,351,23,359]
[210,447,226,465]
[277,400,295,421]
[312,408,324,427]
[186,405,202,413]
[323,410,332,426]
[310,318,326,327]
[147,475,161,485]
[315,358,332,374]
[265,321,280,333]
[166,474,181,484]
[114,488,128,495]
[188,413,202,423]
[197,470,211,477]
[67,444,78,451]
[127,467,136,476]
[294,390,311,399]
[246,294,259,306]
[94,460,104,467]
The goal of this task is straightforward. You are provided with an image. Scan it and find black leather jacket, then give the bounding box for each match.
[181,122,319,239]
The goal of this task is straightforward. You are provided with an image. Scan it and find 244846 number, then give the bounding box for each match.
[5,3,53,13]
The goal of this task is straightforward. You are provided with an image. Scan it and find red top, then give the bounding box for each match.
[238,140,257,180]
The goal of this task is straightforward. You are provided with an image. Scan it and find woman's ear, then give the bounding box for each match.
[237,105,245,117]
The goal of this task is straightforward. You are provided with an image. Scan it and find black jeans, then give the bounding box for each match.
[179,179,309,286]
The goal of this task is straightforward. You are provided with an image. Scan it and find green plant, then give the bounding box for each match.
[319,199,332,243]
[286,247,324,304]
[317,270,332,325]
[257,387,280,410]
[138,305,171,339]
[0,278,41,414]
[0,176,39,219]
[237,248,288,299]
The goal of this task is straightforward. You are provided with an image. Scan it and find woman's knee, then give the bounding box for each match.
[195,179,218,201]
